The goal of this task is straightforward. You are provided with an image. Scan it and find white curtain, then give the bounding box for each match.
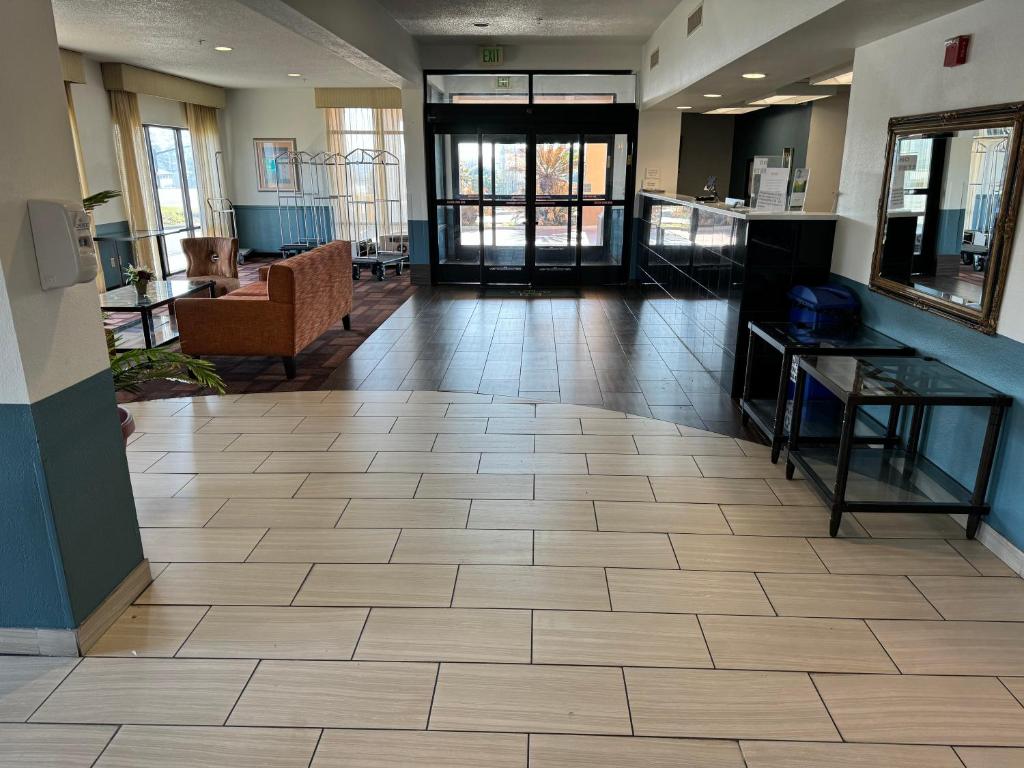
[109,89,160,274]
[325,107,407,243]
[185,103,225,237]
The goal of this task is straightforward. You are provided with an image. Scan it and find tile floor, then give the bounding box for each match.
[3,391,1024,767]
[323,286,757,437]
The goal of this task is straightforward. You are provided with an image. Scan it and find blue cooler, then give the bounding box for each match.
[786,285,860,424]
[788,285,860,333]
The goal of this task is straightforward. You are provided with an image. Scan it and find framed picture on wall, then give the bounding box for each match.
[254,138,299,192]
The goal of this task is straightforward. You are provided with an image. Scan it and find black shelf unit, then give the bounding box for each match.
[741,321,915,462]
[784,355,1011,538]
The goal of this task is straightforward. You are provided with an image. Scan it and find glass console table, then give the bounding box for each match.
[784,355,1011,538]
[741,322,914,462]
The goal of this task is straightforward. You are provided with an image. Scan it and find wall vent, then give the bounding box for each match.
[687,3,703,36]
[649,48,660,69]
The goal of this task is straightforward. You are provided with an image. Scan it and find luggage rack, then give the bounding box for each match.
[351,237,409,281]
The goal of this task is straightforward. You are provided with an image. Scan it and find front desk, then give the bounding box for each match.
[637,192,838,397]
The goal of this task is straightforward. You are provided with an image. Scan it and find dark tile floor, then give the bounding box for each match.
[324,285,757,438]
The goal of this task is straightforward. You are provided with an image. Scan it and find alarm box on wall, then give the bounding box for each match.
[28,200,98,290]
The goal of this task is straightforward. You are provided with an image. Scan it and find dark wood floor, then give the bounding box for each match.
[116,260,753,437]
[322,284,754,438]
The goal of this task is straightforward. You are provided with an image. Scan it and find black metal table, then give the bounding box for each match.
[784,355,1011,538]
[741,322,914,462]
[100,279,214,350]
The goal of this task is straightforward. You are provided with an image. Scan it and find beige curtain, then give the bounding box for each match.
[65,82,106,291]
[185,103,224,237]
[109,89,159,274]
[325,107,407,243]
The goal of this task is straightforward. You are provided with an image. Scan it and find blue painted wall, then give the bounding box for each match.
[408,219,429,266]
[235,205,336,254]
[834,274,1024,551]
[0,406,72,628]
[0,370,143,629]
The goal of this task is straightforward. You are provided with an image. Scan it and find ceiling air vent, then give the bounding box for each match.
[650,48,660,69]
[687,3,703,36]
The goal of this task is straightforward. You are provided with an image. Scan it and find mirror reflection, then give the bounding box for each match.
[878,124,1012,311]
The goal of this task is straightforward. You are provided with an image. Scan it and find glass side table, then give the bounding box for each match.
[100,279,215,350]
[784,355,1011,538]
[741,322,915,463]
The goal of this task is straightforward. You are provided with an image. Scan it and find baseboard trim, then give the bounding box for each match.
[409,264,431,285]
[950,514,1024,576]
[0,627,79,656]
[0,559,154,656]
[75,559,153,654]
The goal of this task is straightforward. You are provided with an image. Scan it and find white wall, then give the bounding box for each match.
[222,88,326,207]
[70,57,126,225]
[833,0,1024,341]
[636,110,681,197]
[641,0,840,107]
[803,89,850,213]
[0,0,110,404]
[401,85,427,222]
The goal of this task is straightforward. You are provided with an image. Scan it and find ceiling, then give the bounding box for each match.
[376,0,682,42]
[51,0,388,88]
[652,0,984,111]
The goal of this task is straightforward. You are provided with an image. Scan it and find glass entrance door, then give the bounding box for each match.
[430,124,634,285]
[482,135,528,283]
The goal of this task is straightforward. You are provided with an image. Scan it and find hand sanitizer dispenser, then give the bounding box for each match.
[28,200,99,290]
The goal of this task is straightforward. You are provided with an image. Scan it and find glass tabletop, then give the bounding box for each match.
[753,322,911,352]
[805,356,1007,402]
[99,280,212,310]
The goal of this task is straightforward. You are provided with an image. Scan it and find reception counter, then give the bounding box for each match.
[638,192,838,397]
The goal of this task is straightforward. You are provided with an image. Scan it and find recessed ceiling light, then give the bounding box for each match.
[703,93,723,98]
[742,72,766,79]
[748,84,836,106]
[473,22,489,27]
[810,68,854,86]
[214,45,233,52]
[676,106,693,110]
[706,106,765,115]
[287,73,303,77]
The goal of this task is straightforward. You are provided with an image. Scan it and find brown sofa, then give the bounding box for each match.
[175,241,353,378]
[182,236,240,296]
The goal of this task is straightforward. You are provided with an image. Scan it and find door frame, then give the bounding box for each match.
[424,76,639,286]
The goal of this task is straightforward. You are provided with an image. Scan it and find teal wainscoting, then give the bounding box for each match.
[0,370,143,629]
[833,274,1024,552]
[408,219,429,266]
[235,205,334,254]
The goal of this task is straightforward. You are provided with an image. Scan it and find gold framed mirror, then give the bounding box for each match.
[870,102,1024,333]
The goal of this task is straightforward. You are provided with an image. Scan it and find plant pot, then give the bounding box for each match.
[117,406,135,445]
[135,281,150,299]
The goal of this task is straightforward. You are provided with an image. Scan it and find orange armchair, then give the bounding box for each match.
[175,241,353,378]
[182,236,239,296]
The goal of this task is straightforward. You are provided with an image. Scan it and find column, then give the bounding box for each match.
[401,83,431,284]
[0,0,144,655]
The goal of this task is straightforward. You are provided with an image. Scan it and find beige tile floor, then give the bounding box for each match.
[4,389,1024,767]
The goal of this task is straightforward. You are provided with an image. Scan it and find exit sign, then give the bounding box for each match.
[480,46,503,65]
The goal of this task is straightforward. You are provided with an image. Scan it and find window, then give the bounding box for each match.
[144,125,201,275]
[325,108,407,242]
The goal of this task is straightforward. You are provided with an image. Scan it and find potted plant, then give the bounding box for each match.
[83,189,122,214]
[123,264,155,299]
[106,323,226,442]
